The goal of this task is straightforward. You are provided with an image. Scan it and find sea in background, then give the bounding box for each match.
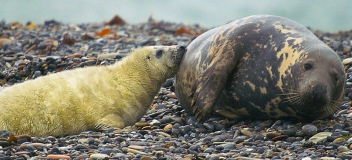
[0,0,352,32]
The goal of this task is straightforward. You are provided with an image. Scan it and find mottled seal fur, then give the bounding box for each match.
[175,15,345,122]
[0,45,185,137]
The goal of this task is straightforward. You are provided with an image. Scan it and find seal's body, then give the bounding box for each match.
[175,15,345,122]
[0,46,185,137]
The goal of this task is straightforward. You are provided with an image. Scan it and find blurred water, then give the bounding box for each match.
[0,0,351,32]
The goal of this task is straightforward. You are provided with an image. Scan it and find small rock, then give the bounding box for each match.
[47,154,71,159]
[140,156,155,160]
[301,157,312,160]
[127,148,147,155]
[271,135,288,141]
[164,124,173,132]
[281,129,296,137]
[0,38,12,47]
[308,132,332,144]
[135,121,149,127]
[75,154,89,160]
[167,93,177,99]
[75,144,88,151]
[240,128,253,136]
[302,124,318,136]
[204,147,215,153]
[337,146,350,152]
[266,132,280,139]
[203,122,215,132]
[128,145,145,150]
[90,153,109,159]
[150,119,161,126]
[159,116,173,124]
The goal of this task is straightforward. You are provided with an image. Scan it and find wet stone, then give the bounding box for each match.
[234,136,247,144]
[266,132,280,139]
[302,124,318,136]
[75,144,88,151]
[204,147,215,153]
[203,122,215,132]
[281,129,296,137]
[215,145,224,150]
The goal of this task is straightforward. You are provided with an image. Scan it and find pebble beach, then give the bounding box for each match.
[1,15,352,160]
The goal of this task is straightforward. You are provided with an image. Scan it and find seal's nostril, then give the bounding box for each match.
[312,85,327,97]
[179,46,186,50]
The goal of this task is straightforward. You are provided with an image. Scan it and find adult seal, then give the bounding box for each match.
[0,45,185,137]
[175,15,345,122]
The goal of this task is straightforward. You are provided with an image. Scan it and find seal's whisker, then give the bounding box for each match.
[281,87,301,91]
[293,99,302,105]
[281,94,302,104]
[297,98,305,106]
[329,100,341,111]
[279,87,301,105]
[278,89,301,104]
[277,93,299,95]
[281,87,296,91]
[325,104,335,114]
[316,100,340,115]
[330,57,342,67]
[281,94,300,99]
[313,44,321,61]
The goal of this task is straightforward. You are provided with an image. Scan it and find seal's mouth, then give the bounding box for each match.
[173,46,186,64]
[301,84,331,107]
[299,92,336,120]
[280,85,335,120]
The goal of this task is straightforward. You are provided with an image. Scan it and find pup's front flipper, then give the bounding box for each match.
[95,114,125,131]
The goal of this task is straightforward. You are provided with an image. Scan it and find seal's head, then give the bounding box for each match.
[287,44,345,120]
[142,45,186,77]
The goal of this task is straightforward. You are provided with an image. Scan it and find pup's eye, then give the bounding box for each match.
[156,50,164,58]
[304,63,312,70]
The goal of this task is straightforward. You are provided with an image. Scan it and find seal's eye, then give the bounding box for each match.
[333,73,339,81]
[156,50,164,58]
[304,63,312,70]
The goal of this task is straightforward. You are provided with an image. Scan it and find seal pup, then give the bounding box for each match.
[175,15,345,122]
[0,45,185,137]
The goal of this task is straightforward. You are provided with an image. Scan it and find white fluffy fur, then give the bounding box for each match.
[0,46,183,137]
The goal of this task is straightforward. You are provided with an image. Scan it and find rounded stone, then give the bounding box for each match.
[302,124,318,136]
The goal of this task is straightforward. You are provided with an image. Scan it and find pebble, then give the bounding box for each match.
[90,153,109,159]
[127,148,147,155]
[0,16,352,160]
[135,121,149,127]
[140,156,154,160]
[302,124,318,136]
[128,145,145,150]
[0,38,12,47]
[240,128,253,136]
[308,132,332,144]
[47,154,71,159]
[164,123,173,131]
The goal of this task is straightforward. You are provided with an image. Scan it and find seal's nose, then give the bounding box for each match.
[312,85,327,98]
[178,46,186,51]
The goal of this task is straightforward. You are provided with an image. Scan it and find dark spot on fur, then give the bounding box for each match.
[287,39,295,46]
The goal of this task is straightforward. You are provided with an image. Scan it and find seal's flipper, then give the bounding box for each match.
[95,123,113,131]
[96,114,125,130]
[190,45,240,123]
